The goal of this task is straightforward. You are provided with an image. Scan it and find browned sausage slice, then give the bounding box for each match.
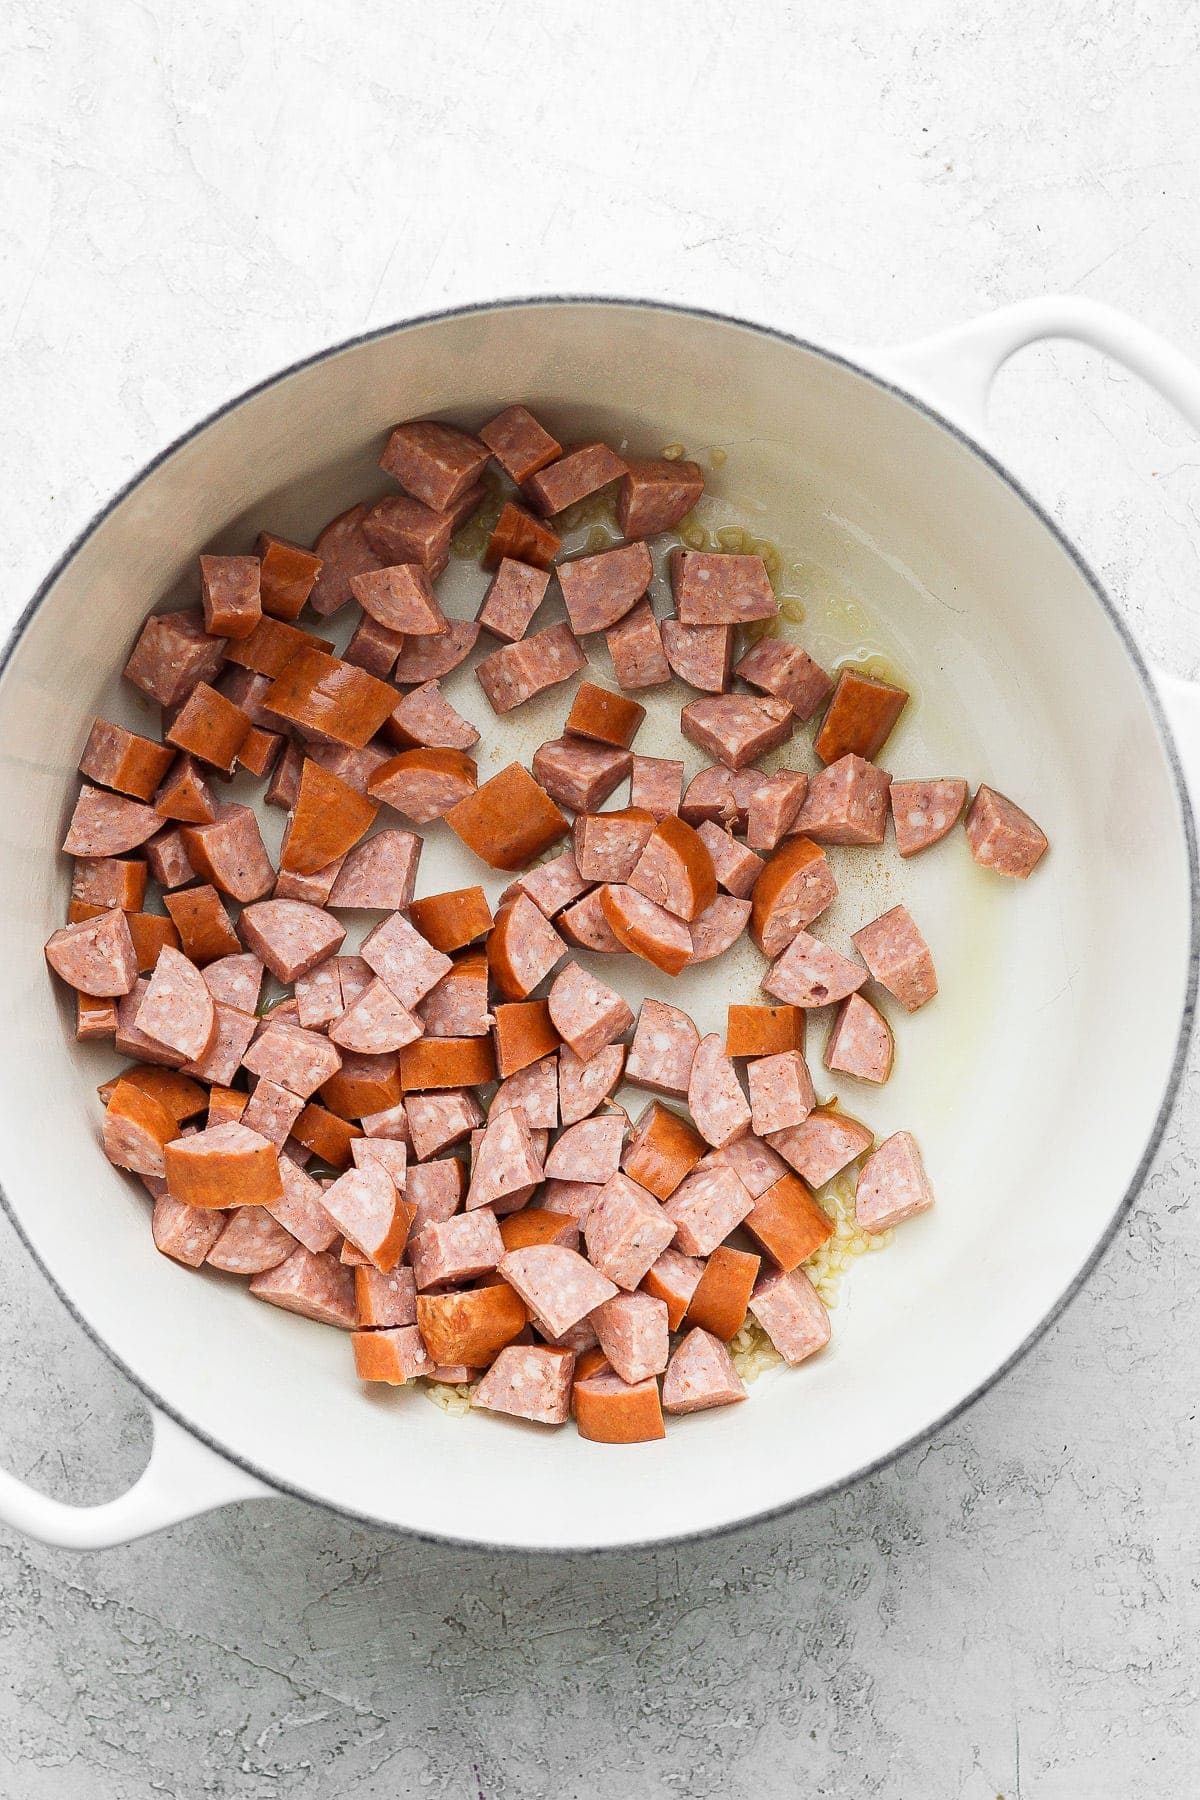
[965,785,1048,877]
[617,460,704,538]
[45,908,138,997]
[734,637,832,721]
[814,668,908,764]
[558,541,653,635]
[680,695,794,769]
[62,785,160,857]
[598,883,693,976]
[532,738,632,814]
[890,778,968,857]
[670,550,777,624]
[627,816,716,922]
[661,620,732,693]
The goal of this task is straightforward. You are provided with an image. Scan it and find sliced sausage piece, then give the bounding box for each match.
[400,1036,497,1092]
[479,404,562,483]
[411,1210,504,1288]
[152,1192,228,1267]
[629,754,684,820]
[767,1108,873,1188]
[476,622,586,714]
[685,1246,760,1342]
[264,738,304,812]
[627,815,716,922]
[280,759,377,876]
[79,720,175,801]
[545,1114,625,1185]
[144,827,196,891]
[360,910,452,1007]
[274,862,345,907]
[744,1171,834,1271]
[852,905,937,1012]
[565,681,645,751]
[547,961,634,1063]
[240,900,346,983]
[764,930,867,1009]
[890,777,968,858]
[662,1327,748,1413]
[380,419,490,512]
[681,694,794,770]
[241,1079,306,1147]
[641,1247,705,1329]
[327,829,421,911]
[825,993,893,1084]
[814,668,908,764]
[670,550,776,624]
[541,1179,604,1225]
[349,563,447,636]
[708,1132,789,1200]
[749,837,838,957]
[77,994,118,1039]
[625,999,699,1097]
[207,1086,247,1128]
[225,616,333,680]
[323,1161,409,1271]
[583,1172,676,1290]
[573,807,656,883]
[290,1103,362,1168]
[103,1079,177,1178]
[361,494,453,578]
[444,762,567,871]
[661,619,733,693]
[409,886,492,952]
[790,754,891,846]
[855,1131,935,1233]
[524,441,627,516]
[679,764,762,830]
[557,1042,625,1126]
[62,784,160,857]
[590,1291,669,1386]
[617,459,704,538]
[532,738,632,814]
[726,1003,805,1059]
[263,646,397,748]
[734,636,832,721]
[198,553,261,641]
[293,958,344,1029]
[255,532,322,619]
[467,1108,544,1213]
[688,1032,751,1150]
[178,1002,258,1085]
[236,725,284,780]
[165,682,252,773]
[133,946,217,1062]
[472,1345,574,1425]
[504,849,590,919]
[663,1162,753,1256]
[369,747,478,825]
[574,1367,665,1443]
[165,1121,283,1210]
[492,1001,560,1079]
[747,1050,815,1135]
[475,555,550,643]
[163,885,240,965]
[45,908,137,997]
[103,1066,225,1131]
[249,1245,357,1328]
[604,600,671,690]
[266,1157,340,1255]
[354,1261,417,1328]
[696,821,762,899]
[330,977,422,1054]
[115,980,185,1068]
[558,541,652,635]
[307,504,385,618]
[207,1206,295,1275]
[181,803,275,903]
[746,770,809,853]
[71,855,148,910]
[154,753,217,824]
[499,1243,618,1336]
[598,883,693,975]
[386,680,479,754]
[966,784,1048,877]
[416,1284,529,1367]
[352,1325,434,1383]
[418,950,492,1038]
[124,607,229,707]
[686,894,751,964]
[406,1089,482,1160]
[393,618,481,686]
[244,1021,343,1099]
[748,1266,830,1365]
[621,1100,705,1200]
[559,888,624,954]
[484,501,561,572]
[490,1055,559,1132]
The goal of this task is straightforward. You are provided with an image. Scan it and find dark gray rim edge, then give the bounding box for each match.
[2,294,1196,1558]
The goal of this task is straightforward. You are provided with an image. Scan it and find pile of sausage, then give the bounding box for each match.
[44,404,1049,1443]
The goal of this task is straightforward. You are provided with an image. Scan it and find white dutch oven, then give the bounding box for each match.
[0,297,1196,1552]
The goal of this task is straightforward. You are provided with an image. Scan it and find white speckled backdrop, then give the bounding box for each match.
[2,2,1198,1794]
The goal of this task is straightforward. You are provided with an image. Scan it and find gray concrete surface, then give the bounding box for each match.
[1,2,1198,1794]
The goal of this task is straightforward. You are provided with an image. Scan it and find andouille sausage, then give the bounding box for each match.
[165,1121,283,1210]
[163,885,241,965]
[236,725,284,780]
[291,1102,362,1168]
[409,887,493,955]
[824,993,893,1084]
[349,563,448,637]
[749,837,838,958]
[240,900,346,983]
[604,600,671,690]
[152,1191,228,1267]
[492,1001,561,1079]
[199,554,261,641]
[789,755,891,847]
[764,929,868,1009]
[369,747,478,826]
[476,622,586,714]
[617,459,704,538]
[354,1261,417,1328]
[532,738,632,814]
[352,1325,434,1384]
[965,784,1048,878]
[115,980,185,1068]
[207,1085,248,1128]
[165,682,252,773]
[814,668,908,765]
[498,1244,618,1337]
[249,1246,357,1328]
[583,1173,676,1291]
[263,646,397,748]
[547,961,634,1063]
[685,894,751,964]
[322,1161,410,1271]
[747,1266,830,1365]
[734,637,832,721]
[598,883,693,976]
[627,815,716,923]
[663,1161,753,1256]
[294,959,344,1029]
[418,950,492,1038]
[400,1035,498,1091]
[565,680,646,750]
[274,860,344,906]
[662,1327,747,1413]
[145,826,196,890]
[351,1133,409,1186]
[558,541,653,635]
[557,1042,624,1126]
[124,609,227,707]
[361,494,454,578]
[524,441,627,516]
[411,1210,504,1288]
[558,889,625,955]
[497,1207,580,1254]
[62,785,160,858]
[280,759,377,876]
[766,1107,873,1189]
[541,1178,604,1225]
[207,1206,296,1275]
[225,615,333,679]
[490,1054,558,1131]
[181,804,275,903]
[484,502,561,572]
[641,1247,704,1329]
[746,1050,815,1136]
[479,404,562,483]
[133,946,217,1062]
[573,1367,665,1443]
[386,680,479,754]
[45,908,138,997]
[685,1246,760,1342]
[76,994,118,1040]
[244,1021,343,1099]
[416,1284,529,1367]
[746,770,809,853]
[688,1033,751,1150]
[79,719,175,802]
[102,1079,177,1178]
[590,1290,669,1385]
[696,822,762,899]
[406,1090,481,1160]
[621,1100,705,1200]
[327,829,422,912]
[71,855,148,910]
[660,619,732,693]
[854,1130,935,1233]
[545,1114,626,1185]
[466,1108,543,1211]
[680,694,794,770]
[744,1171,834,1271]
[629,754,684,820]
[851,905,937,1012]
[504,848,590,920]
[472,1345,576,1426]
[392,618,481,685]
[444,763,568,872]
[255,532,322,620]
[890,777,968,858]
[476,556,551,643]
[379,419,490,513]
[306,504,385,618]
[267,1157,340,1255]
[625,999,700,1098]
[679,764,763,831]
[670,550,776,625]
[330,978,422,1055]
[179,1002,259,1086]
[573,807,656,883]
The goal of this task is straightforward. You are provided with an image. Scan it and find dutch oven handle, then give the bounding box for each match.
[0,1406,271,1549]
[877,296,1200,799]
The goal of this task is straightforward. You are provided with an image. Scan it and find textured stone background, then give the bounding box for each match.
[1,3,1198,1795]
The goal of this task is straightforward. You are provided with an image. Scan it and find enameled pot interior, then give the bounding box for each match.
[0,302,1191,1549]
